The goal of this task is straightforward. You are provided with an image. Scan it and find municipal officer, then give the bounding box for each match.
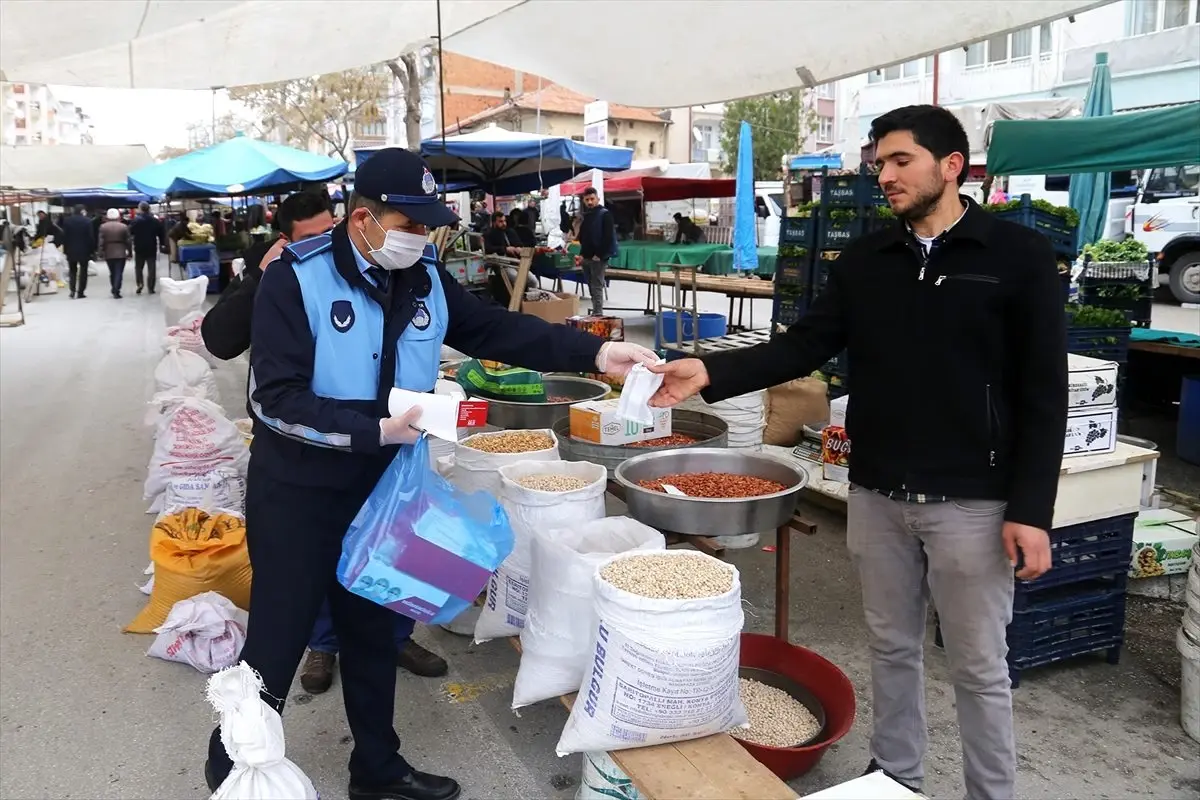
[203,147,656,800]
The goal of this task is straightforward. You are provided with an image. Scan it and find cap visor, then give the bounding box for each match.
[391,200,459,229]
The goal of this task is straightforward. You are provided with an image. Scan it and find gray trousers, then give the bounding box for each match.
[582,257,608,315]
[847,486,1016,800]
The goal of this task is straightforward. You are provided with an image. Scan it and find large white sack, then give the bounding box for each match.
[165,310,217,365]
[154,343,218,400]
[156,467,247,518]
[513,517,664,709]
[159,275,208,328]
[207,663,318,800]
[451,429,559,496]
[145,397,248,502]
[555,550,748,756]
[474,460,607,642]
[147,591,248,673]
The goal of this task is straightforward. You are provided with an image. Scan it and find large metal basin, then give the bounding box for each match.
[472,375,610,430]
[554,410,729,477]
[614,448,807,537]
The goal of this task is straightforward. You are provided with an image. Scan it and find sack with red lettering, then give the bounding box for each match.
[147,591,248,673]
[145,397,249,504]
[164,311,216,366]
[555,551,748,756]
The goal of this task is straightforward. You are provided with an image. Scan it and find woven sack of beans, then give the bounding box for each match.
[451,429,559,496]
[555,550,748,755]
[474,460,608,642]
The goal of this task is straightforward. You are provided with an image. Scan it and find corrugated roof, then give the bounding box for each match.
[444,83,666,134]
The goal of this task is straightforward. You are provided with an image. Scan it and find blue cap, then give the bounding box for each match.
[353,148,459,229]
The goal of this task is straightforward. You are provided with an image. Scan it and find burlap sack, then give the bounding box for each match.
[763,378,830,446]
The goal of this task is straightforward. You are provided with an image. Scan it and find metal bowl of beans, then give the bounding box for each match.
[474,376,610,431]
[613,448,807,536]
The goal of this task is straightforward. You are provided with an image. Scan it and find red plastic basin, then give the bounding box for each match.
[736,632,858,780]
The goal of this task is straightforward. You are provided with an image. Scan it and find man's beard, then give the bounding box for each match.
[895,170,947,222]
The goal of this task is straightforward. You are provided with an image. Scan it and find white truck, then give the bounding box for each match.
[1125,165,1200,304]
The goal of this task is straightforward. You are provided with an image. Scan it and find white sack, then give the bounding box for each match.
[513,517,665,709]
[207,662,318,800]
[451,429,559,496]
[556,550,747,756]
[159,275,209,328]
[158,467,247,518]
[147,591,248,673]
[153,343,218,401]
[145,397,248,502]
[165,310,216,365]
[474,460,607,642]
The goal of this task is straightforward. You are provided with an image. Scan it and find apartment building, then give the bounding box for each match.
[1,82,93,147]
[836,0,1200,163]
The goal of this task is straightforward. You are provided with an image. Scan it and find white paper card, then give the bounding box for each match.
[388,387,463,442]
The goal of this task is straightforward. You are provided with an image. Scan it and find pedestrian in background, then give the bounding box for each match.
[649,104,1066,800]
[577,187,615,315]
[98,208,131,299]
[129,201,165,294]
[61,205,96,299]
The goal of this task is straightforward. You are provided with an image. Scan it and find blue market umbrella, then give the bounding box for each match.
[732,120,756,273]
[1067,52,1113,250]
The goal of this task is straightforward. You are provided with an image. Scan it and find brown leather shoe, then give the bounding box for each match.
[300,650,336,694]
[397,640,448,678]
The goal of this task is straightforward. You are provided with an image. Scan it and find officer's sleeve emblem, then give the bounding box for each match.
[330,300,356,333]
[412,300,432,331]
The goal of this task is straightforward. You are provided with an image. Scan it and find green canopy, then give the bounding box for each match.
[986,102,1200,176]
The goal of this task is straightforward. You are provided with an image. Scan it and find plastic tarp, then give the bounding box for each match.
[419,126,632,195]
[52,182,156,205]
[560,176,735,201]
[732,121,756,273]
[127,135,348,198]
[1,0,1109,107]
[986,103,1200,176]
[1066,53,1113,250]
[0,144,153,191]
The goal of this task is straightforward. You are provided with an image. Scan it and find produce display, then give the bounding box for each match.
[461,431,555,453]
[731,677,822,748]
[636,472,788,498]
[1082,239,1149,263]
[626,433,699,448]
[515,474,592,492]
[599,552,734,599]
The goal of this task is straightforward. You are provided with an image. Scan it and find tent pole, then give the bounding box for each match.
[932,53,941,106]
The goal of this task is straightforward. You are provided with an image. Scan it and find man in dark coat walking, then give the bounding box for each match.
[129,201,165,294]
[60,206,96,299]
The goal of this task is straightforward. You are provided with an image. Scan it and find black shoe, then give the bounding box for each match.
[864,759,921,793]
[349,770,461,800]
[397,640,448,678]
[77,293,86,299]
[148,288,156,294]
[69,291,76,299]
[204,759,219,792]
[136,285,143,294]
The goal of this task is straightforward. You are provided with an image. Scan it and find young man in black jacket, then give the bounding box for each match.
[129,202,165,294]
[577,187,615,315]
[650,105,1066,800]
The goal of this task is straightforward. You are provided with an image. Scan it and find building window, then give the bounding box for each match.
[815,83,834,98]
[1011,28,1032,60]
[648,141,656,155]
[965,27,1040,68]
[867,59,925,83]
[625,139,637,150]
[1129,0,1197,35]
[1039,24,1053,59]
[816,115,834,143]
[571,135,584,141]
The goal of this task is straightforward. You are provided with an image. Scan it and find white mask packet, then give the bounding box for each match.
[615,360,665,426]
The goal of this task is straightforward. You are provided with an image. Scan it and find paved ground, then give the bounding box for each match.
[0,268,1197,800]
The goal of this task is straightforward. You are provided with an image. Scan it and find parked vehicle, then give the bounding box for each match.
[1125,165,1200,304]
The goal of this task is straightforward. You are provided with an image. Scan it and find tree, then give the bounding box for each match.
[719,91,818,180]
[229,68,388,160]
[156,145,192,161]
[386,47,437,151]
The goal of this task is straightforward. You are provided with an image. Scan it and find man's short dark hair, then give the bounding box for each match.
[138,201,150,213]
[869,105,970,187]
[346,191,388,222]
[582,187,598,198]
[277,191,333,238]
[491,210,506,222]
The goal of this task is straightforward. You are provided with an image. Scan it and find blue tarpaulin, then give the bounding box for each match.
[127,134,348,198]
[732,121,757,273]
[418,125,633,195]
[1066,52,1113,250]
[53,183,155,205]
[788,153,843,171]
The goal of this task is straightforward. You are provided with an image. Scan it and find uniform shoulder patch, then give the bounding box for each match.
[282,233,333,264]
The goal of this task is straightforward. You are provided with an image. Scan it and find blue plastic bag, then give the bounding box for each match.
[337,436,514,624]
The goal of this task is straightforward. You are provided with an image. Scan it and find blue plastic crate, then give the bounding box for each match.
[1066,325,1131,364]
[178,243,217,264]
[1014,513,1136,599]
[820,351,849,379]
[1007,583,1125,687]
[779,216,816,245]
[819,215,864,250]
[818,171,886,208]
[773,292,805,326]
[186,259,219,278]
[775,256,807,287]
[989,194,1077,258]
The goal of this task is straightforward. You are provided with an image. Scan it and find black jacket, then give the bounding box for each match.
[249,222,605,489]
[129,213,165,253]
[60,214,96,260]
[578,205,615,260]
[201,238,275,360]
[483,225,521,256]
[702,198,1068,531]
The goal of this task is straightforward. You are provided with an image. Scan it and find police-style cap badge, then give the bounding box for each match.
[354,148,459,229]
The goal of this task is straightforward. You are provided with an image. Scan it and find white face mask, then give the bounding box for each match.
[365,212,426,270]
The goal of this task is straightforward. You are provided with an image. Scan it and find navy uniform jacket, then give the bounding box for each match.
[248,221,604,489]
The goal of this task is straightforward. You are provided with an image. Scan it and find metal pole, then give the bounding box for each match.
[932,53,941,106]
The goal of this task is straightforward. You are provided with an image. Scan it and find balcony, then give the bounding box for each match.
[1061,23,1199,84]
[691,146,723,164]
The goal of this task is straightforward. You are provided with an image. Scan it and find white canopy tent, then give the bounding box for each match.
[0,144,153,190]
[1,0,1112,107]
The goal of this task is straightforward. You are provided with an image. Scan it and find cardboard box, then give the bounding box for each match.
[568,315,625,342]
[569,399,671,446]
[1062,407,1117,458]
[522,292,579,325]
[1066,353,1119,409]
[829,394,849,429]
[1130,509,1199,578]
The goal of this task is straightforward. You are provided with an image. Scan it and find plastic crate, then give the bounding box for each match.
[775,256,807,287]
[178,243,217,264]
[1007,583,1125,687]
[773,292,805,326]
[186,259,219,278]
[817,170,886,208]
[820,351,849,380]
[1066,325,1131,364]
[988,194,1077,258]
[779,216,816,245]
[1014,513,1136,598]
[819,215,864,250]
